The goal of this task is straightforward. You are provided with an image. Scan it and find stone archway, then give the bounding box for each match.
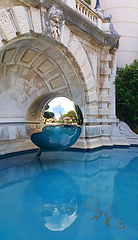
[2,2,136,153]
[0,5,98,103]
[0,4,101,153]
[0,35,90,116]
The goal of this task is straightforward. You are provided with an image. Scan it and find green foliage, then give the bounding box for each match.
[84,0,91,5]
[114,60,138,129]
[64,110,77,119]
[74,104,83,125]
[43,111,54,119]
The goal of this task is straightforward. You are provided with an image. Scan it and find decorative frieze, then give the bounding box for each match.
[85,125,111,138]
[86,125,101,138]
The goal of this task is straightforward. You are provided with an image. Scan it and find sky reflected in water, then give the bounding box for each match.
[0,147,138,240]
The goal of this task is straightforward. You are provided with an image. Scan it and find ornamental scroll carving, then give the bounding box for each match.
[117,121,138,139]
[43,4,64,41]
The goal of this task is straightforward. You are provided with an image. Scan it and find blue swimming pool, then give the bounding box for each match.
[0,147,138,240]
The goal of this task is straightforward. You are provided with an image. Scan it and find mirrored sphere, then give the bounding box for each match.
[26,97,83,151]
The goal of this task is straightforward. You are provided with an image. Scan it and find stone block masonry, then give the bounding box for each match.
[0,0,137,154]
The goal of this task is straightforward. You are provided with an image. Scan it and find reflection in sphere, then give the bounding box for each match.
[26,97,83,151]
[25,169,81,231]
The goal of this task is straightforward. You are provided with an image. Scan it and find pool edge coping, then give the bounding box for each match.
[0,144,138,160]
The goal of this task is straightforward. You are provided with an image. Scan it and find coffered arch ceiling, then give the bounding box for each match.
[0,37,86,121]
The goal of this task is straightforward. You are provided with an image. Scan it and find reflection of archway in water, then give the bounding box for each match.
[113,156,138,229]
[25,168,81,235]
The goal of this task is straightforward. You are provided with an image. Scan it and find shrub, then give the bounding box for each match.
[114,60,138,131]
[84,0,91,5]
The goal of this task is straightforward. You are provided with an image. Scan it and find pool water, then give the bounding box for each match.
[0,147,138,240]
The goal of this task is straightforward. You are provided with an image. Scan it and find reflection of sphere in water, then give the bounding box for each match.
[26,97,83,151]
[25,169,81,231]
[43,207,77,232]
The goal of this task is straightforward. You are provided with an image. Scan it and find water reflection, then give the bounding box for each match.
[25,169,81,232]
[44,207,77,231]
[0,148,138,239]
[113,156,138,228]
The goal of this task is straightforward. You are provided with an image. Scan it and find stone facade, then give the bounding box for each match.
[0,0,138,155]
[101,0,138,68]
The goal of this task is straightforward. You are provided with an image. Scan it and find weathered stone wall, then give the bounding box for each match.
[0,0,137,154]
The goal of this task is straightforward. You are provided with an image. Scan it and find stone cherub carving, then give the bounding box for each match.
[47,4,64,41]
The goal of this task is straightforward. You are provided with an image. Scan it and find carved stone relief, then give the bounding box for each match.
[117,121,138,139]
[85,125,111,138]
[43,4,64,41]
[85,126,101,138]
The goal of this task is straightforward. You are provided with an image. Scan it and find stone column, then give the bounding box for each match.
[109,49,117,119]
[99,47,111,119]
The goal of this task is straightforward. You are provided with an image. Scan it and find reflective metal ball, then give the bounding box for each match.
[26,97,83,151]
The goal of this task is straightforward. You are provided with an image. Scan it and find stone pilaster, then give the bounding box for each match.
[99,47,111,119]
[109,49,117,119]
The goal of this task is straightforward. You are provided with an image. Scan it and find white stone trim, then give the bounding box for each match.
[30,7,42,34]
[117,121,138,139]
[0,8,16,41]
[0,118,26,123]
[12,6,30,35]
